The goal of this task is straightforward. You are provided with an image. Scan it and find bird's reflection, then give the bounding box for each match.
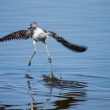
[53,92,86,109]
[25,74,38,110]
[42,74,87,109]
[25,73,87,110]
[42,74,87,89]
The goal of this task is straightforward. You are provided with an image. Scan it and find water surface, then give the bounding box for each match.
[0,0,110,110]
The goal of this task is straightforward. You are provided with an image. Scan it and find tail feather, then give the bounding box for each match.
[49,31,87,52]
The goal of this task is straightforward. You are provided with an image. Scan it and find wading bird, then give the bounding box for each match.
[0,22,87,74]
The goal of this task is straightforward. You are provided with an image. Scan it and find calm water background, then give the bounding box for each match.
[0,0,110,110]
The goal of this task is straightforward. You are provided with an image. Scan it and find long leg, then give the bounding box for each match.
[44,42,54,76]
[28,40,37,66]
[45,42,52,63]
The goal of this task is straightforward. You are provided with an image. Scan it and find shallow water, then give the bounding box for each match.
[0,0,110,110]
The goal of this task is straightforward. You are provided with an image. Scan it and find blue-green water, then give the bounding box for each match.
[0,0,110,110]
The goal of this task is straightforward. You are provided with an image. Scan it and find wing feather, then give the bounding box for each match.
[0,30,32,42]
[49,31,87,52]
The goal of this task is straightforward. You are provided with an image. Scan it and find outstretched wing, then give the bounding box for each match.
[49,31,87,52]
[0,30,32,42]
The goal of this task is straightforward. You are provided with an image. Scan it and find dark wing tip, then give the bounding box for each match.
[62,42,88,53]
[78,46,88,52]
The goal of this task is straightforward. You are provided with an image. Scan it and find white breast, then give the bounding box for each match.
[33,28,48,41]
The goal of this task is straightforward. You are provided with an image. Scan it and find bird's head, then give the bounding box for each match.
[28,22,37,30]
